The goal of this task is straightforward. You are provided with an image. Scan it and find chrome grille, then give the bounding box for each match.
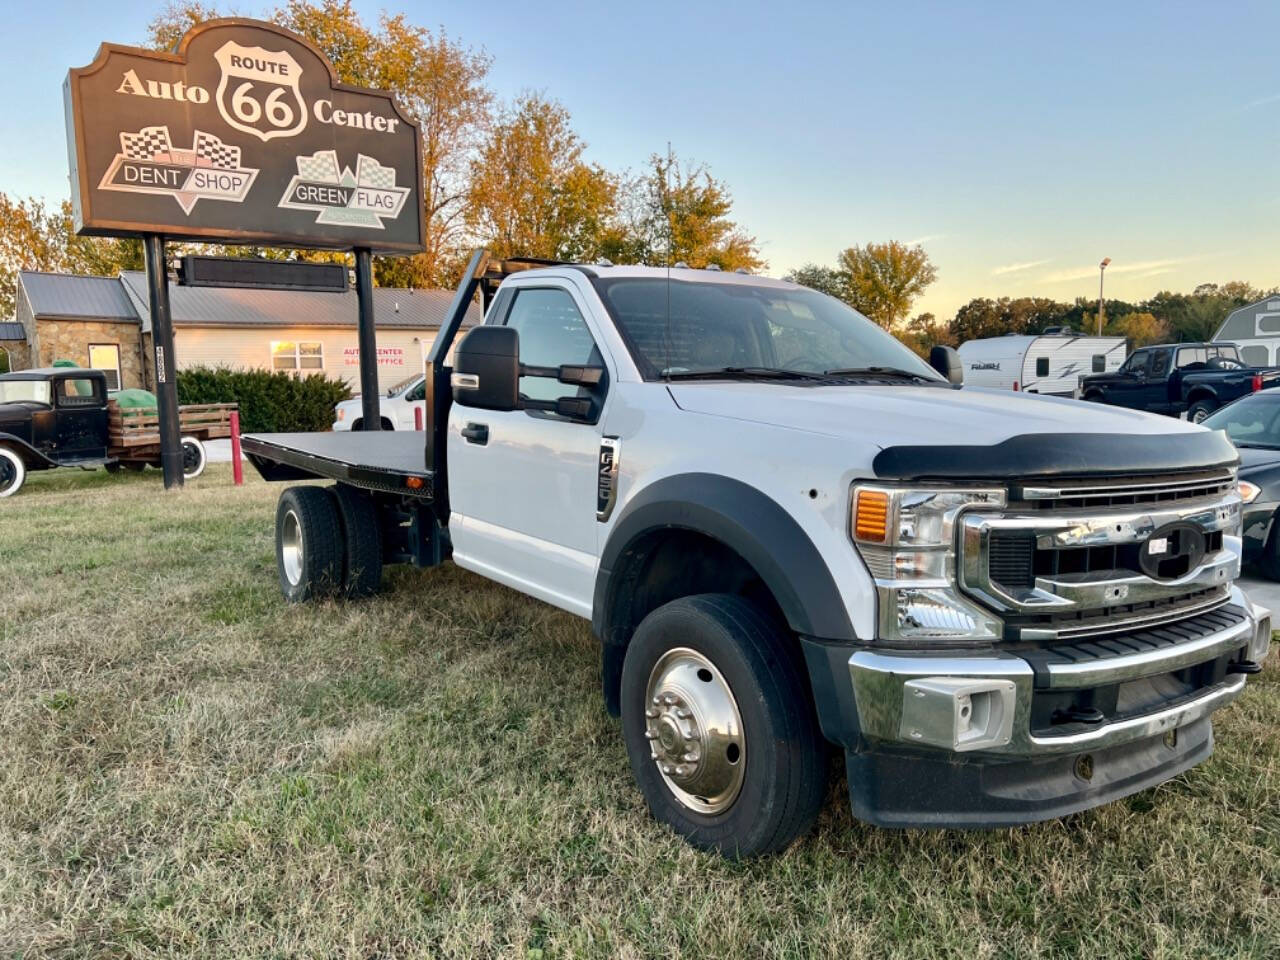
[962,469,1242,642]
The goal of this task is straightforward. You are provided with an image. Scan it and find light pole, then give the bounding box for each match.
[1097,257,1111,335]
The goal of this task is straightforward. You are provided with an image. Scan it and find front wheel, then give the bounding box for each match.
[0,447,26,497]
[620,594,826,858]
[1188,399,1217,424]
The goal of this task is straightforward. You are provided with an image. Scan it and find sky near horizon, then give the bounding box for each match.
[4,0,1277,319]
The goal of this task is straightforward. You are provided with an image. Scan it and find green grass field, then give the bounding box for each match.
[2,464,1278,958]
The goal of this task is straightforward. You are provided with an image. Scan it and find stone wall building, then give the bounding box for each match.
[15,272,147,389]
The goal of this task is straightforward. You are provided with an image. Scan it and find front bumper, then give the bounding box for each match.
[802,590,1271,828]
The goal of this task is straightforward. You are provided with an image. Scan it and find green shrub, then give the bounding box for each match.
[176,366,352,433]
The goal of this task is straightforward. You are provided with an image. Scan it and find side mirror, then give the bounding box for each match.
[929,345,963,385]
[452,326,520,411]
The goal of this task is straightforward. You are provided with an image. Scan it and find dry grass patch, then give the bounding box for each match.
[1,464,1278,957]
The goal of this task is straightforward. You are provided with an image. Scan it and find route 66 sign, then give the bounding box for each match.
[213,41,307,142]
[64,18,425,253]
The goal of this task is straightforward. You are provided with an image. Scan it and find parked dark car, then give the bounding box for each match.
[1201,391,1280,578]
[1080,341,1280,423]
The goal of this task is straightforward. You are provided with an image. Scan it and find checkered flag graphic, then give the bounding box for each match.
[296,150,340,182]
[356,155,396,189]
[120,126,173,161]
[193,131,240,169]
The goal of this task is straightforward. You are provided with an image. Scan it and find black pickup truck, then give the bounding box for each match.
[0,368,217,497]
[1080,342,1280,422]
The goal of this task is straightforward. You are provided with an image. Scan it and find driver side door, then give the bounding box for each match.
[446,283,609,617]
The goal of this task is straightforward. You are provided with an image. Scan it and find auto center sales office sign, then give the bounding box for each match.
[64,19,425,253]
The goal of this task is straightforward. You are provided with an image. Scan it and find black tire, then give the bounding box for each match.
[381,418,394,431]
[331,484,383,597]
[104,462,122,474]
[1083,391,1103,404]
[620,593,826,858]
[1188,399,1217,424]
[124,462,147,472]
[0,446,26,497]
[275,486,344,602]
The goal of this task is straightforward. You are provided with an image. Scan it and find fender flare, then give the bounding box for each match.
[0,432,56,468]
[1185,385,1219,406]
[593,472,856,645]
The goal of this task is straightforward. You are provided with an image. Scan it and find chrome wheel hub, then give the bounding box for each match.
[644,647,745,814]
[281,509,303,586]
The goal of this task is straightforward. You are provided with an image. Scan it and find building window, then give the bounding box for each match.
[1035,357,1049,377]
[89,343,122,390]
[1092,354,1106,372]
[271,341,324,374]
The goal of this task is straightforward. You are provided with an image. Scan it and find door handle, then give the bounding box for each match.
[461,422,489,445]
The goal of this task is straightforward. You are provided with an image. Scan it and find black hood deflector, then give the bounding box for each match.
[873,430,1238,481]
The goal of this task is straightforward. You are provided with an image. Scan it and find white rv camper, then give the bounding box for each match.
[957,331,1128,396]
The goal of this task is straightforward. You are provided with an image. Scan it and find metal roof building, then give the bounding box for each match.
[5,269,479,391]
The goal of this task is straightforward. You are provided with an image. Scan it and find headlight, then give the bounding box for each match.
[336,407,345,420]
[852,485,1006,645]
[1240,479,1261,504]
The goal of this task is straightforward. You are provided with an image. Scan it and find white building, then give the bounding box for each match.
[1213,295,1280,367]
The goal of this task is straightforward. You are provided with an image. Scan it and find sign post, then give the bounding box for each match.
[142,235,184,488]
[63,18,426,480]
[354,248,379,430]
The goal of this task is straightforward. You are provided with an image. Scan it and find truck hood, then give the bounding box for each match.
[0,402,35,429]
[667,383,1203,447]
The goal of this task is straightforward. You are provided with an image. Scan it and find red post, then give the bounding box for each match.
[414,404,423,431]
[230,409,243,486]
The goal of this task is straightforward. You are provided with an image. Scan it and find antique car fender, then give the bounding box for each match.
[0,431,58,468]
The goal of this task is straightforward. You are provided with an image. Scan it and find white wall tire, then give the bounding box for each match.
[181,436,207,480]
[0,447,25,497]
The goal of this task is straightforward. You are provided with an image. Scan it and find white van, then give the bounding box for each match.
[958,331,1127,396]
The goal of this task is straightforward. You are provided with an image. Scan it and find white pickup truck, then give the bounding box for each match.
[243,250,1272,858]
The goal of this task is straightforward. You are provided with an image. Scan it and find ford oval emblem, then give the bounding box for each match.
[1138,521,1207,581]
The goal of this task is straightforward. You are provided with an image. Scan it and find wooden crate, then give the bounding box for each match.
[107,401,237,454]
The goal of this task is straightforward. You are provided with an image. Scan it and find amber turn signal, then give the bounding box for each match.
[854,489,890,542]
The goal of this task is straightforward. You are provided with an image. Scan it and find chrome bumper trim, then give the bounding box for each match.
[1026,676,1246,751]
[1041,615,1254,689]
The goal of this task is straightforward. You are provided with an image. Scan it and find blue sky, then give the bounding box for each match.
[6,0,1278,318]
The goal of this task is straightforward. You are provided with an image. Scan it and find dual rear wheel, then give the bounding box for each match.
[275,484,383,601]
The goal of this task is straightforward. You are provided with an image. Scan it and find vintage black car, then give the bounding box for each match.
[0,368,212,497]
[1202,391,1280,579]
[1079,341,1280,423]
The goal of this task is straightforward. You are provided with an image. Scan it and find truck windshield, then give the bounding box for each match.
[592,277,941,382]
[0,380,52,405]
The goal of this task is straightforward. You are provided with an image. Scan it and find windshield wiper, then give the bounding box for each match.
[822,366,936,382]
[663,366,828,382]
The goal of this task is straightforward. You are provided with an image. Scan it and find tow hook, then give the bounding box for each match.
[1228,660,1263,675]
[1051,705,1106,726]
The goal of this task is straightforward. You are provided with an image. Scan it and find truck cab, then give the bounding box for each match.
[243,254,1273,857]
[0,368,111,495]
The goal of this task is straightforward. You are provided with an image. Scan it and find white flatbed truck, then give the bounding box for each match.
[243,249,1272,857]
